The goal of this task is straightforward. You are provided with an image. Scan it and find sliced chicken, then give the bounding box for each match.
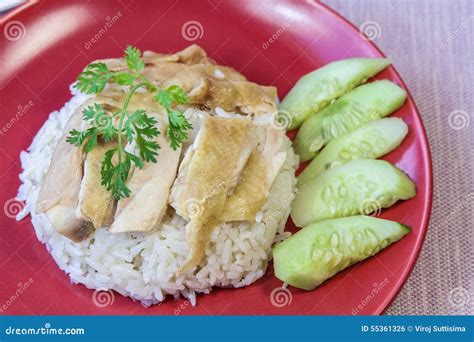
[36,99,96,241]
[170,115,255,272]
[220,127,287,222]
[163,64,277,115]
[110,113,181,233]
[40,45,281,245]
[46,206,93,242]
[76,140,116,228]
[260,127,288,186]
[142,44,210,65]
[99,45,210,96]
[95,45,278,115]
[98,45,208,71]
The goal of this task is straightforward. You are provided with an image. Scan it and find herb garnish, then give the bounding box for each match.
[67,46,191,199]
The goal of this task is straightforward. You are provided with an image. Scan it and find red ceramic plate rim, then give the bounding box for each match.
[0,0,433,315]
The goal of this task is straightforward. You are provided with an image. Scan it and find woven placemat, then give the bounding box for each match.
[323,0,473,315]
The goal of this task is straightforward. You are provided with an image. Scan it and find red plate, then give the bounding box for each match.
[0,0,432,315]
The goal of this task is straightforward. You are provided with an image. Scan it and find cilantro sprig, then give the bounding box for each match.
[68,45,191,200]
[155,85,192,150]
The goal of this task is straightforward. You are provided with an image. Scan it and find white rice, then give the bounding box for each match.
[16,84,298,306]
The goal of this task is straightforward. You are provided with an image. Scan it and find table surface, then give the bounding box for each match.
[324,0,473,315]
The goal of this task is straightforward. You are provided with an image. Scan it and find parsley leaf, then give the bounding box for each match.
[125,45,145,73]
[68,104,118,146]
[101,148,131,200]
[83,128,98,152]
[154,90,173,109]
[167,110,192,150]
[66,128,93,147]
[68,45,191,200]
[113,72,138,86]
[154,86,192,150]
[82,103,105,121]
[75,63,112,94]
[167,85,188,104]
[126,109,160,162]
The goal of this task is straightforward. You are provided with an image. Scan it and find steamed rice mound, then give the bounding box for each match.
[16,86,298,306]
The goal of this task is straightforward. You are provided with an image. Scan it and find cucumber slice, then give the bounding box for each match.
[294,80,407,162]
[280,58,391,130]
[291,159,416,227]
[272,215,411,290]
[297,118,409,184]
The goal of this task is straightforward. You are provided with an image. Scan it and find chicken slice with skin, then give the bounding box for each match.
[220,127,287,222]
[95,45,278,116]
[110,111,182,233]
[170,115,255,273]
[97,45,209,72]
[74,99,122,228]
[162,64,277,115]
[36,99,97,241]
[76,140,117,228]
[98,45,211,96]
[142,44,210,65]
